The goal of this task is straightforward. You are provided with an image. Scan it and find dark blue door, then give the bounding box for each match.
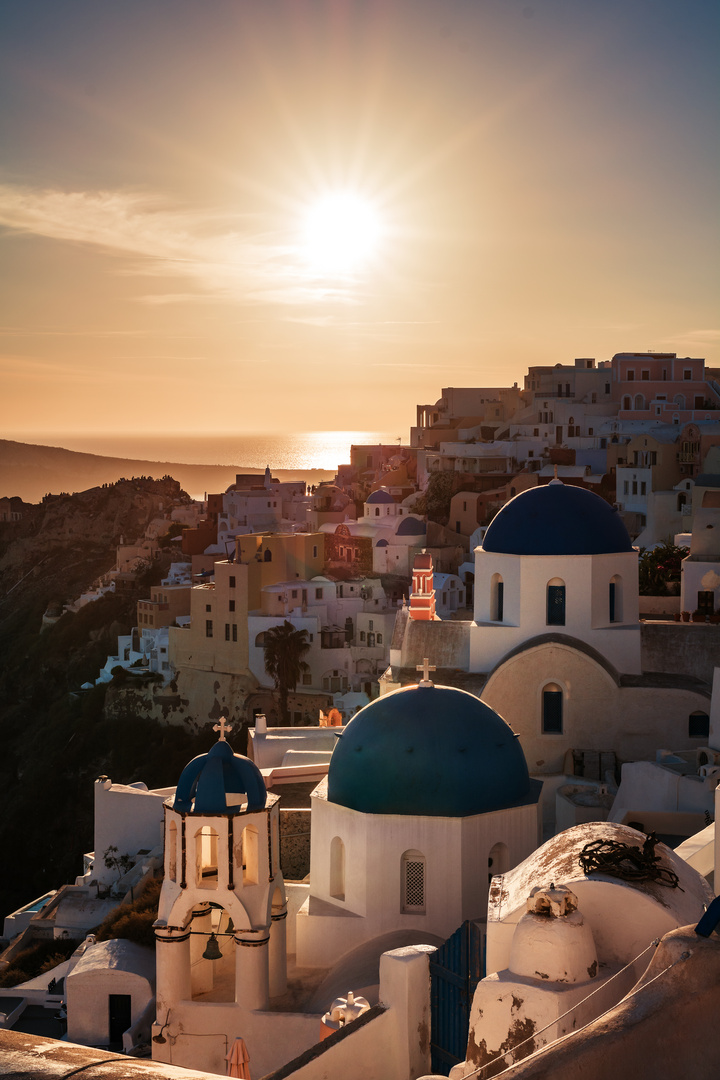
[430,920,485,1074]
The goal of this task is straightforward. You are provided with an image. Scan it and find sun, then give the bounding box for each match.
[302,192,382,274]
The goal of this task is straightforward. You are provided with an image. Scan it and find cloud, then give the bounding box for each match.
[0,184,359,307]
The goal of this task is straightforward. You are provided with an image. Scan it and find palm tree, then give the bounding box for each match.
[263,621,310,724]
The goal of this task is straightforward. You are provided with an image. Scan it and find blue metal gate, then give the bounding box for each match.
[430,920,485,1075]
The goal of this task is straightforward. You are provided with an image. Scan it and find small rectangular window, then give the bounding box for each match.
[205,620,213,638]
[641,370,650,380]
[360,631,366,642]
[609,582,616,622]
[302,673,312,685]
[232,624,237,642]
[315,588,323,599]
[377,633,383,644]
[624,481,629,495]
[640,482,646,495]
[206,604,212,612]
[292,590,298,599]
[225,624,230,641]
[627,370,635,381]
[369,620,373,631]
[632,481,638,495]
[543,690,563,734]
[313,545,318,558]
[547,585,566,626]
[684,370,692,380]
[402,858,425,911]
[229,576,236,588]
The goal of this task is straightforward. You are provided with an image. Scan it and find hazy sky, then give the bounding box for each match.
[1,0,718,441]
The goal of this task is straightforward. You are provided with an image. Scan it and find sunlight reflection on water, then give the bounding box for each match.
[35,430,402,472]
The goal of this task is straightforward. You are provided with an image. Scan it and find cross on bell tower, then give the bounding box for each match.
[416,657,436,687]
[213,717,232,742]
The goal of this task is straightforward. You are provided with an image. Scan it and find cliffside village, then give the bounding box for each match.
[4,348,720,1079]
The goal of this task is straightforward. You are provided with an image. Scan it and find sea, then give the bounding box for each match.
[27,430,402,475]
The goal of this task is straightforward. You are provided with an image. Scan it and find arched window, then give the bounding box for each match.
[609,575,623,622]
[195,826,219,890]
[254,632,266,647]
[491,573,504,622]
[330,836,345,900]
[375,507,380,517]
[674,394,685,410]
[167,821,177,882]
[401,849,426,913]
[263,548,272,562]
[542,683,563,734]
[689,712,710,739]
[487,842,509,885]
[633,394,645,411]
[546,578,566,626]
[242,825,259,885]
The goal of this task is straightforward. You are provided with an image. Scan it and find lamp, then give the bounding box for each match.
[152,1011,171,1044]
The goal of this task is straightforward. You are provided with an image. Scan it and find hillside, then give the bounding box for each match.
[0,439,333,503]
[0,479,213,922]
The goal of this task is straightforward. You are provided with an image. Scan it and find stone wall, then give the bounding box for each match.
[280,809,311,880]
[641,622,720,685]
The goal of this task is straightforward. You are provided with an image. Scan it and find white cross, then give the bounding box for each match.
[213,717,232,742]
[416,658,436,685]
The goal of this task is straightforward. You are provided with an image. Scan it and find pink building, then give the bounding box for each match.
[612,352,720,425]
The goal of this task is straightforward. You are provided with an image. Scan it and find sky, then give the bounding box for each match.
[1,0,718,444]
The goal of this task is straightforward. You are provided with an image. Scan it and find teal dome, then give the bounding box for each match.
[327,684,535,817]
[174,740,266,815]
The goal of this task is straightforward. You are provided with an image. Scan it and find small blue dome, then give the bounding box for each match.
[174,741,266,815]
[483,482,633,556]
[396,516,426,536]
[327,684,534,817]
[366,489,395,504]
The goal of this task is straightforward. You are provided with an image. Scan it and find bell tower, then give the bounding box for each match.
[152,720,287,1072]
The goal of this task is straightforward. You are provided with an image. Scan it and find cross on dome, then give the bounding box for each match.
[213,717,232,742]
[416,657,436,686]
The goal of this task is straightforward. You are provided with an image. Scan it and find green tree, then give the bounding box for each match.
[638,541,686,596]
[263,621,310,724]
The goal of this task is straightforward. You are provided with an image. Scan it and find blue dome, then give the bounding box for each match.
[327,684,534,817]
[366,489,395,504]
[396,516,426,536]
[376,538,389,547]
[483,482,633,556]
[174,741,267,815]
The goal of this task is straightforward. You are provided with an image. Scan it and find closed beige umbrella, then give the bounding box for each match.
[226,1036,250,1079]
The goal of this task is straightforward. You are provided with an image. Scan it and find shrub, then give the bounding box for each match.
[94,877,162,949]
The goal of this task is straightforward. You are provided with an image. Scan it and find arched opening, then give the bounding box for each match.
[195,827,219,890]
[329,836,345,901]
[401,849,426,914]
[190,904,236,1002]
[167,821,177,882]
[546,578,566,626]
[674,394,685,410]
[633,394,645,411]
[609,575,623,622]
[242,825,259,885]
[263,548,272,562]
[487,842,509,885]
[542,683,563,734]
[254,632,266,647]
[622,396,632,410]
[689,712,710,739]
[491,573,504,622]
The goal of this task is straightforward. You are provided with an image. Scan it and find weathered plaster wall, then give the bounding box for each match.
[481,642,711,774]
[492,927,720,1080]
[641,622,720,684]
